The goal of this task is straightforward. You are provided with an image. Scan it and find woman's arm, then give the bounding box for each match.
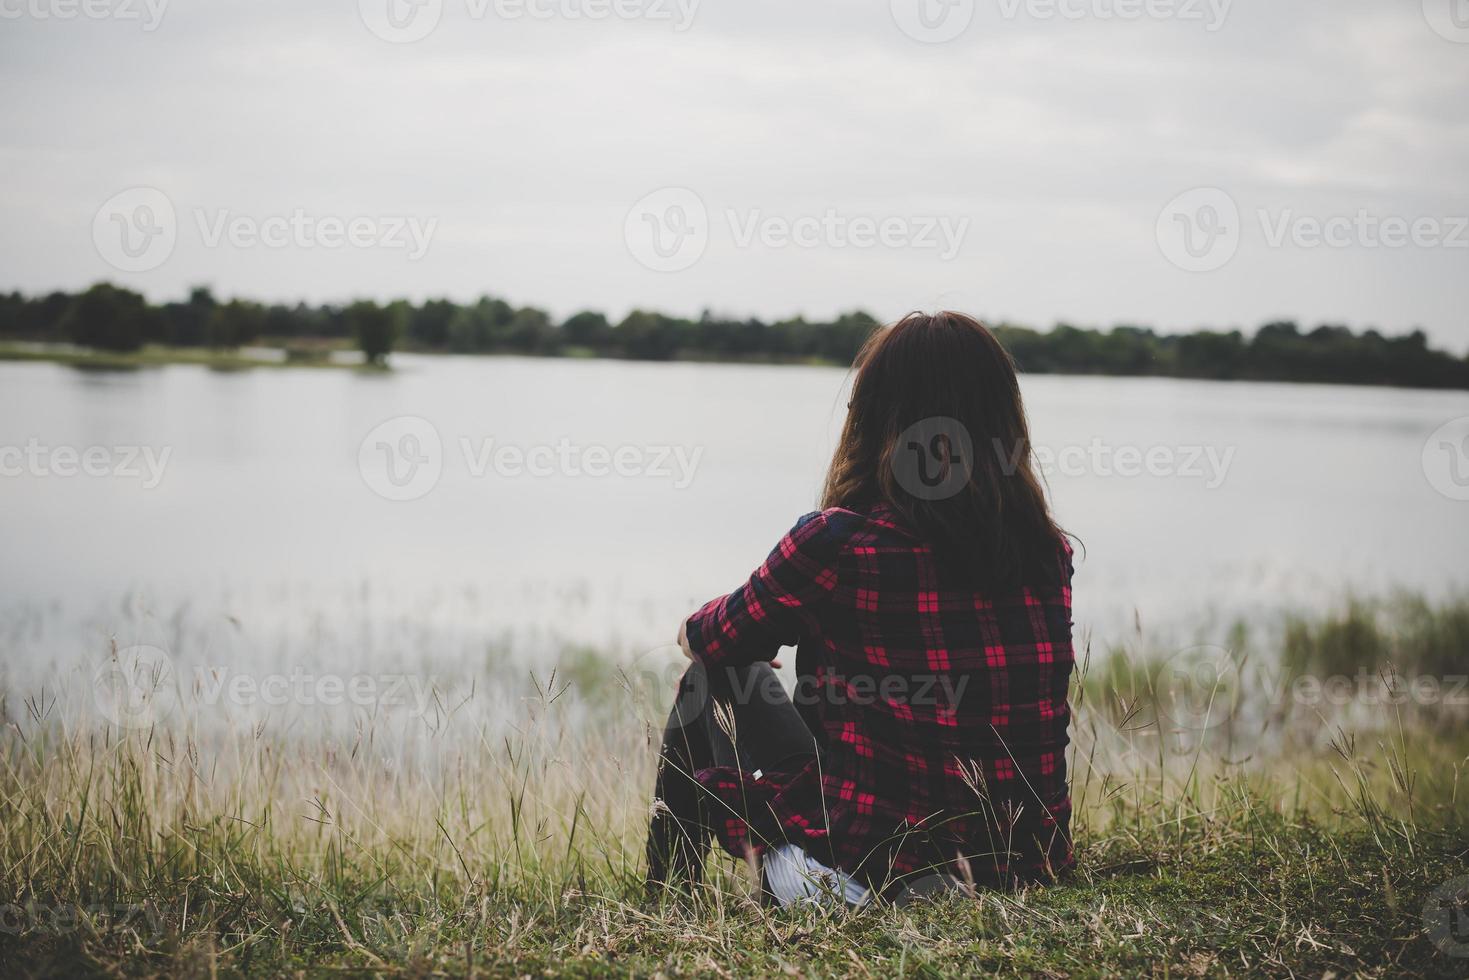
[680,511,843,670]
[677,617,783,669]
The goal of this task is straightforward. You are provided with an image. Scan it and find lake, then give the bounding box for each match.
[1,356,1466,684]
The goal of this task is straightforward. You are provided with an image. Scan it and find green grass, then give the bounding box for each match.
[5,817,1461,976]
[1,595,1467,977]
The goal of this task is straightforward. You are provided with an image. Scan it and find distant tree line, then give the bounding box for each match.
[2,282,1466,389]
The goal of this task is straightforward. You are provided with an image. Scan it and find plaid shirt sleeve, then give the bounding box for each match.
[684,510,843,669]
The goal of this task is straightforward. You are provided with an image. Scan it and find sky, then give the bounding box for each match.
[2,0,1467,348]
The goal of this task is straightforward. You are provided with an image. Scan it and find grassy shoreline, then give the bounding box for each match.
[0,343,380,372]
[1,808,1463,976]
[0,341,849,374]
[9,342,1469,392]
[1,595,1467,976]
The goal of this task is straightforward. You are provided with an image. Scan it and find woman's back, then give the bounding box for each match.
[652,311,1077,901]
[684,501,1074,892]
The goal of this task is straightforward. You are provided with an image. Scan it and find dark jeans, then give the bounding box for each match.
[645,660,819,890]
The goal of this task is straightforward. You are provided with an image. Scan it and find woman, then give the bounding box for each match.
[646,311,1075,906]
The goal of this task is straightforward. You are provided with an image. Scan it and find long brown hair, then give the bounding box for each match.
[821,311,1068,589]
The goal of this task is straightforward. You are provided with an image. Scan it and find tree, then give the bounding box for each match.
[561,310,611,350]
[347,300,404,365]
[826,311,879,362]
[615,310,688,360]
[3,283,1468,389]
[507,307,554,353]
[1176,330,1247,379]
[409,299,457,349]
[447,297,514,352]
[4,290,73,342]
[60,282,157,352]
[263,304,304,339]
[161,286,217,347]
[206,300,267,349]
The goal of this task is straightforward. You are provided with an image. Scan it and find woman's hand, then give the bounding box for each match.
[678,617,781,668]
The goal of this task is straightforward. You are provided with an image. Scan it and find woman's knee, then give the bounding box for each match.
[666,659,789,736]
[705,660,783,706]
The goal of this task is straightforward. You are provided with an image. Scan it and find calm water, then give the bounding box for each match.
[1,356,1466,678]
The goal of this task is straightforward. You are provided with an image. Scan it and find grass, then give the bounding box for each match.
[0,343,378,372]
[0,340,852,373]
[0,595,1467,977]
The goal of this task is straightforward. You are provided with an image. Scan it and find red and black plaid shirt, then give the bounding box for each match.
[685,502,1075,893]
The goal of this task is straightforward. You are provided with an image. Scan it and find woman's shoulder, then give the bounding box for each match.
[784,508,854,546]
[790,502,918,549]
[795,505,1073,590]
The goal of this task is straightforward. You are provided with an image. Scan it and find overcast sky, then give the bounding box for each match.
[3,0,1467,347]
